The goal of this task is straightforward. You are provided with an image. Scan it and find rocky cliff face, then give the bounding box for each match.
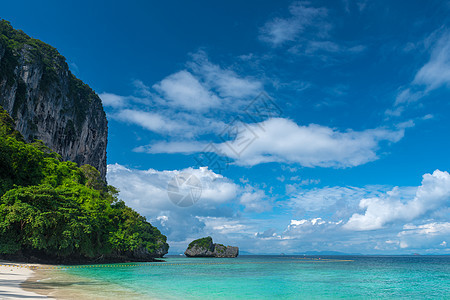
[131,243,169,259]
[0,20,107,179]
[185,237,239,258]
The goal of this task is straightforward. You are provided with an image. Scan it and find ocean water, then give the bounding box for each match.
[39,255,450,299]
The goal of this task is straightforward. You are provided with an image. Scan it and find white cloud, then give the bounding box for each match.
[189,51,262,99]
[105,166,450,254]
[255,228,280,239]
[113,109,189,135]
[413,32,450,91]
[107,164,238,214]
[149,52,262,113]
[239,186,272,213]
[286,185,385,213]
[218,118,405,168]
[259,2,328,46]
[144,118,407,168]
[106,164,241,242]
[132,79,152,97]
[389,31,450,115]
[259,2,365,60]
[196,217,250,235]
[134,141,207,154]
[99,92,127,108]
[393,88,424,106]
[345,170,450,231]
[106,164,272,245]
[153,70,221,111]
[397,222,450,249]
[102,51,265,141]
[282,218,343,240]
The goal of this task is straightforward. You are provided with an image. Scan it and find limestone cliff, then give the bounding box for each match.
[0,20,107,179]
[185,237,239,258]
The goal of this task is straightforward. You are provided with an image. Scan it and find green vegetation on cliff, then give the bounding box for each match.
[0,107,168,261]
[188,236,213,250]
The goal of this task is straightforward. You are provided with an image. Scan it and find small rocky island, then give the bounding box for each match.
[185,237,239,258]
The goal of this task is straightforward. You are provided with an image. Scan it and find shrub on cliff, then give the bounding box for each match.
[0,106,168,261]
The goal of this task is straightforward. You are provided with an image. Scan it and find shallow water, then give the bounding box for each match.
[27,255,450,299]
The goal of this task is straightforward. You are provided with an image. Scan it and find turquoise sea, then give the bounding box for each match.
[39,255,449,299]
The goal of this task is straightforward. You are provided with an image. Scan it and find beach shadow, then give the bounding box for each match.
[22,280,105,290]
[0,272,24,276]
[0,291,47,298]
[1,279,31,285]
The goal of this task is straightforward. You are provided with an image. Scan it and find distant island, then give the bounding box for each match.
[185,237,239,258]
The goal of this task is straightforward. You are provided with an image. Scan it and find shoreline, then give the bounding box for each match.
[0,261,49,299]
[20,262,152,299]
[2,260,147,299]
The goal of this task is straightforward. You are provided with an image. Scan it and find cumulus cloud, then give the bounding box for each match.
[239,185,272,213]
[218,118,405,167]
[196,217,250,235]
[107,164,238,213]
[255,228,280,239]
[150,51,263,112]
[344,170,450,231]
[106,164,239,242]
[261,170,450,252]
[106,166,450,253]
[144,118,407,168]
[397,222,450,250]
[153,70,221,111]
[101,51,264,139]
[106,164,271,245]
[283,218,343,239]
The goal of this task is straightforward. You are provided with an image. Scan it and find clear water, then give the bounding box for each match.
[56,255,449,299]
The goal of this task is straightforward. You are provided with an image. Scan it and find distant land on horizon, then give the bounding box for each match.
[168,251,450,256]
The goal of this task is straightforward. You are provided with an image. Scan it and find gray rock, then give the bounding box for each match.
[214,244,239,258]
[131,238,169,259]
[0,21,108,179]
[185,237,239,258]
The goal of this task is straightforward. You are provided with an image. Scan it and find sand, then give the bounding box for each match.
[0,262,48,299]
[1,261,153,299]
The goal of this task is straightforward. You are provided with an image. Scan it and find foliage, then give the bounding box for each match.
[188,236,213,250]
[215,244,226,253]
[0,107,168,260]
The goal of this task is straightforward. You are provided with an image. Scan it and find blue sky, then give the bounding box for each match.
[3,0,450,254]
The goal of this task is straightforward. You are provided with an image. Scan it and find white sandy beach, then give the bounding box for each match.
[0,262,47,299]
